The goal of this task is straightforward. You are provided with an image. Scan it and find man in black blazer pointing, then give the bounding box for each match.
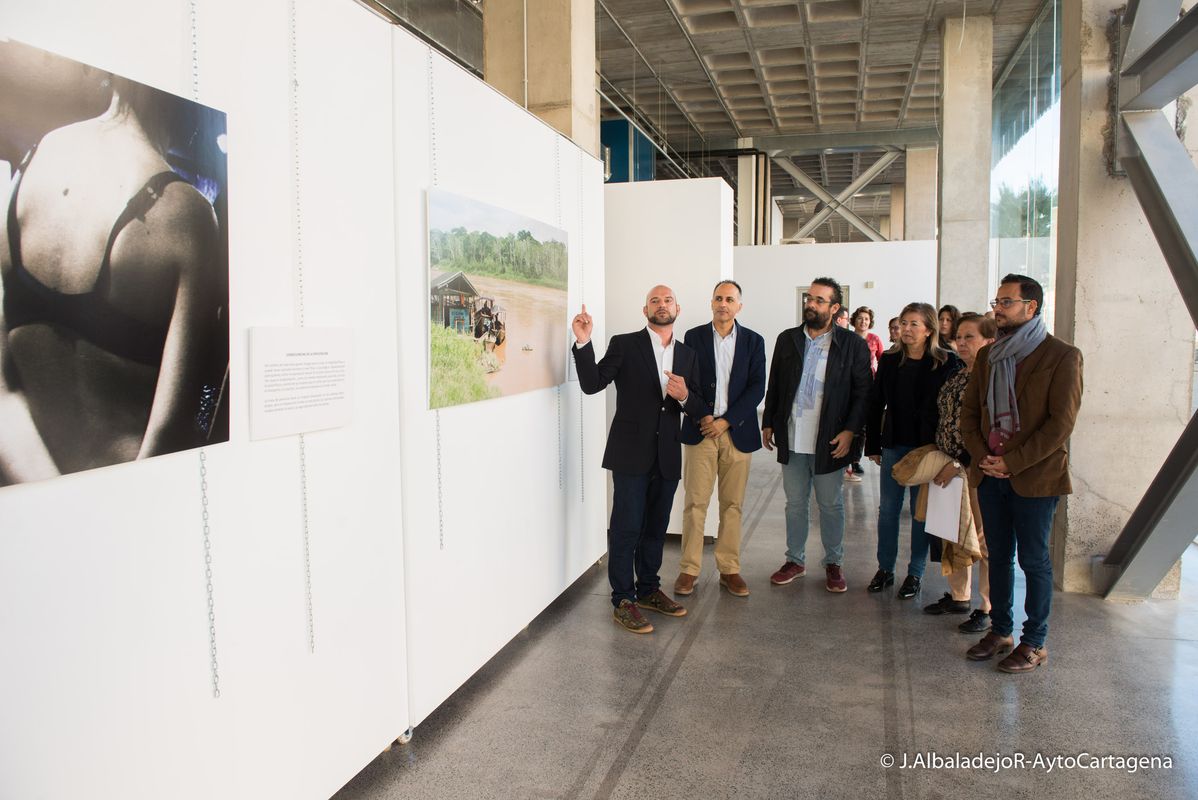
[572,285,705,634]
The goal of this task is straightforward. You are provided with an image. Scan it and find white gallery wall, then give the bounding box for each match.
[393,31,608,726]
[735,241,938,366]
[603,178,733,537]
[0,1,607,798]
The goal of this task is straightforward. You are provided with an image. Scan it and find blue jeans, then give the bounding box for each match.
[876,445,930,577]
[609,465,679,607]
[780,452,845,567]
[977,477,1059,649]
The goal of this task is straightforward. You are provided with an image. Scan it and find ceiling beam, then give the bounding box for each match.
[709,127,940,153]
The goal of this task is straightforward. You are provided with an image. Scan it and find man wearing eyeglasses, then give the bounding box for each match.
[960,274,1083,674]
[761,278,872,593]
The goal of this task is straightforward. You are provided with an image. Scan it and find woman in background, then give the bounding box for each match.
[938,304,961,351]
[846,306,885,480]
[0,72,223,485]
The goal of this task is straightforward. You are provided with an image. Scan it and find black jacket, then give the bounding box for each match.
[761,324,872,474]
[864,348,962,457]
[572,331,705,479]
[678,321,767,454]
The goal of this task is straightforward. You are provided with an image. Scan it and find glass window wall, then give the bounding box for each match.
[989,0,1062,327]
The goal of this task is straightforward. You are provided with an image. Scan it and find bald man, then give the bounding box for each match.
[572,286,705,634]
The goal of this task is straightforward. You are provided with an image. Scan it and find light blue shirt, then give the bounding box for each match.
[788,327,832,454]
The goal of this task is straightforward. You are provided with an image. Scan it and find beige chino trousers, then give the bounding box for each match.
[680,431,752,576]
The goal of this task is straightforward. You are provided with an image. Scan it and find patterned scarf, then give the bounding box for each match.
[986,313,1047,450]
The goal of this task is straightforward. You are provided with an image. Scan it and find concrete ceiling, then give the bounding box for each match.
[597,0,1047,239]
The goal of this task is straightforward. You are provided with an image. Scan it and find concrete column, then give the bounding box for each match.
[937,16,992,312]
[878,216,891,241]
[904,147,937,240]
[484,0,598,157]
[889,184,906,240]
[1052,0,1193,597]
[736,145,769,245]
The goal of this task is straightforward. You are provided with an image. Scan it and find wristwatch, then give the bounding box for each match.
[952,460,962,470]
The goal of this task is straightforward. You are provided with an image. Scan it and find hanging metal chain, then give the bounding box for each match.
[428,51,446,548]
[199,450,220,698]
[577,149,586,504]
[189,0,200,101]
[289,0,315,652]
[298,433,314,652]
[557,387,563,490]
[427,50,438,186]
[435,410,445,550]
[189,0,220,701]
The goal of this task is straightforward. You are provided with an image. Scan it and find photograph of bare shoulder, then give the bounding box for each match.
[0,40,229,488]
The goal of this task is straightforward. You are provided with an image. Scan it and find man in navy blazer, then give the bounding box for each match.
[674,280,766,598]
[572,285,705,634]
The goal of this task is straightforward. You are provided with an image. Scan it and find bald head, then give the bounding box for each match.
[643,284,680,329]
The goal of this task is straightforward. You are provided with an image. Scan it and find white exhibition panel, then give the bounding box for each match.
[603,178,734,537]
[392,35,608,725]
[0,1,414,798]
[734,241,938,367]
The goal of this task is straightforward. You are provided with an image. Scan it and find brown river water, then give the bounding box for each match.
[470,275,568,398]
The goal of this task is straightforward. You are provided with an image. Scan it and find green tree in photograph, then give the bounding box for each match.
[429,323,500,409]
[430,226,567,290]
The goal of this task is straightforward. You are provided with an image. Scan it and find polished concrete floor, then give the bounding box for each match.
[335,451,1198,800]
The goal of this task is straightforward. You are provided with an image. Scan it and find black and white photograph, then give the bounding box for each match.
[0,40,230,487]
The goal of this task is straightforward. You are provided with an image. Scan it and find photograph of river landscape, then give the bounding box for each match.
[427,189,568,409]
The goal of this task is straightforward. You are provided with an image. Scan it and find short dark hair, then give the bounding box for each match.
[712,279,743,299]
[1000,273,1044,315]
[957,311,997,339]
[851,306,875,328]
[811,276,842,309]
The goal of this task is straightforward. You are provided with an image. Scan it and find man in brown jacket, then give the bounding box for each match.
[960,274,1083,673]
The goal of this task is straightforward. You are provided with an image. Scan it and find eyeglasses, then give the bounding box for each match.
[989,298,1032,309]
[805,296,831,307]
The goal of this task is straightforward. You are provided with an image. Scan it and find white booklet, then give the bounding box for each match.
[925,476,964,542]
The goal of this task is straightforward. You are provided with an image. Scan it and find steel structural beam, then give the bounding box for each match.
[1120,111,1198,326]
[709,127,940,154]
[1120,4,1198,110]
[1101,4,1198,599]
[774,154,896,242]
[1122,0,1182,66]
[791,151,899,240]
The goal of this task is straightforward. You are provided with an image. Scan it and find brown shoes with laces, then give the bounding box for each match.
[613,599,653,634]
[966,631,1015,661]
[719,573,750,597]
[674,573,697,595]
[997,643,1048,673]
[636,589,688,617]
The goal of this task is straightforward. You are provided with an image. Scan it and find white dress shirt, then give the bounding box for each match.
[712,323,737,417]
[645,327,675,398]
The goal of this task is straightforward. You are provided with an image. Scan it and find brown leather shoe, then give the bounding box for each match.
[966,631,1015,661]
[719,573,750,597]
[674,573,697,595]
[997,643,1048,673]
[637,589,687,617]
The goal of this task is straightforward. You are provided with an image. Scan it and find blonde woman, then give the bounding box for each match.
[864,302,962,597]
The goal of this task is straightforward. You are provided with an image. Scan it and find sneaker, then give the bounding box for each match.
[866,570,895,592]
[636,589,687,617]
[958,609,991,633]
[770,561,806,585]
[674,573,697,595]
[896,575,921,599]
[613,599,653,634]
[844,470,862,483]
[852,462,864,474]
[719,573,750,597]
[923,592,971,615]
[825,564,847,592]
